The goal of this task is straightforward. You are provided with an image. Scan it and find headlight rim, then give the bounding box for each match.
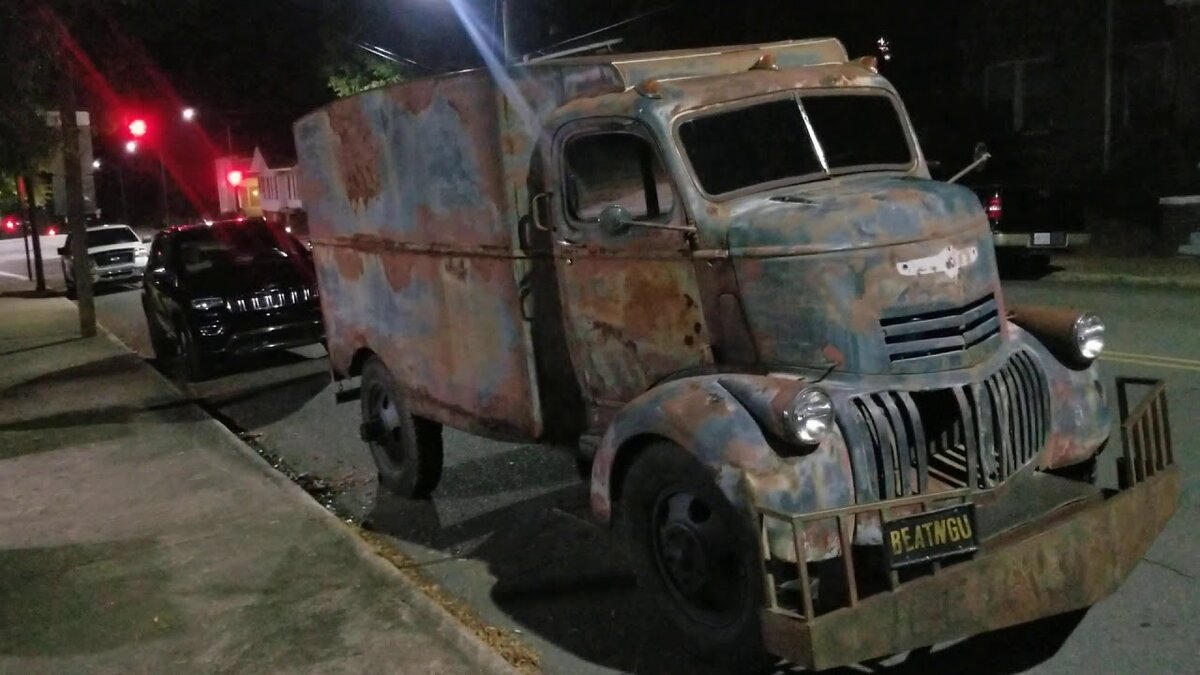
[782,386,835,446]
[1072,312,1106,361]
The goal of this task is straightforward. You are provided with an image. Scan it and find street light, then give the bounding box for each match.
[181,107,196,122]
[92,159,101,169]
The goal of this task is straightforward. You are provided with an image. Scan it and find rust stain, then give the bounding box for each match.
[327,103,382,207]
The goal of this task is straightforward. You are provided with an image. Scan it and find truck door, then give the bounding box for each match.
[546,118,710,409]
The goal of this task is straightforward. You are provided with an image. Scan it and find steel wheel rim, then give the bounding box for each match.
[650,487,746,627]
[366,381,406,465]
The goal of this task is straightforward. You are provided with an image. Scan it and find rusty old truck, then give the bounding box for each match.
[294,38,1179,670]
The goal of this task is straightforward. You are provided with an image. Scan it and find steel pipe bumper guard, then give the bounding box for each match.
[755,378,1179,670]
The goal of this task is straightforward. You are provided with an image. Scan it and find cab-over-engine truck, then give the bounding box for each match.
[294,39,1178,670]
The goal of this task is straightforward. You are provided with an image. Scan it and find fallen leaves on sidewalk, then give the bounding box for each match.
[359,529,541,675]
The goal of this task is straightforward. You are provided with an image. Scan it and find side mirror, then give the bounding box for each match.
[598,204,633,235]
[948,143,993,184]
[973,142,990,164]
[57,246,68,256]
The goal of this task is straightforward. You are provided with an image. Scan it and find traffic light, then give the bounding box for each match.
[227,170,244,187]
[128,119,148,138]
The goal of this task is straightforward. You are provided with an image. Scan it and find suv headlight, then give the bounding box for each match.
[1073,313,1105,360]
[191,297,225,311]
[782,388,835,445]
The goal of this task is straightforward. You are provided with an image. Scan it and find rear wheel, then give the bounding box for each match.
[360,357,444,498]
[620,442,767,663]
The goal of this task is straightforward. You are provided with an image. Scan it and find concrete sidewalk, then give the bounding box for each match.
[1045,255,1200,287]
[0,297,517,674]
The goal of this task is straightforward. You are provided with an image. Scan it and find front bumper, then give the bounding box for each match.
[757,378,1178,670]
[196,316,324,357]
[91,261,147,283]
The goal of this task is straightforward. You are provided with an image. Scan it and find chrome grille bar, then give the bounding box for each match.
[227,286,315,314]
[852,350,1051,498]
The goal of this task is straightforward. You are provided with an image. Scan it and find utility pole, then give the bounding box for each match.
[1101,0,1114,174]
[16,177,32,280]
[59,62,96,337]
[23,174,45,291]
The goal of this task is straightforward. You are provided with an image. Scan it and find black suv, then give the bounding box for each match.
[141,217,324,380]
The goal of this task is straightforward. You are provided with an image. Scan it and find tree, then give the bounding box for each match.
[324,50,408,98]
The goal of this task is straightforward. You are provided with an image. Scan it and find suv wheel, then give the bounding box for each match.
[143,303,175,362]
[176,319,212,381]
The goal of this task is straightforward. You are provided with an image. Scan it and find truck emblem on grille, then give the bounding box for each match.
[896,246,979,280]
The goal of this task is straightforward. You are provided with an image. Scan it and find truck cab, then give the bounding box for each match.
[295,39,1176,670]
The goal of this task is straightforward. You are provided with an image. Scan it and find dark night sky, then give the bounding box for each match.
[75,0,962,221]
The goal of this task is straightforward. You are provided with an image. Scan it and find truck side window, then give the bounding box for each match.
[563,132,675,222]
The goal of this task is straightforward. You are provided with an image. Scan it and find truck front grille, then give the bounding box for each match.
[92,250,134,266]
[849,350,1050,499]
[228,287,317,313]
[880,294,1001,362]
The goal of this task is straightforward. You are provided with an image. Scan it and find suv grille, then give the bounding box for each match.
[849,350,1050,499]
[92,250,134,266]
[228,287,317,313]
[880,294,1001,362]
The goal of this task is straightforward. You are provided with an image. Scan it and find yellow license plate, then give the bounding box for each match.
[883,504,978,569]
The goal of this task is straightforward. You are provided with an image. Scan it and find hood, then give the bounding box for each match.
[727,177,1004,375]
[183,257,316,299]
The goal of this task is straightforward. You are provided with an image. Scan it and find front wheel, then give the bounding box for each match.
[360,357,444,498]
[144,307,175,362]
[176,319,212,381]
[620,442,767,662]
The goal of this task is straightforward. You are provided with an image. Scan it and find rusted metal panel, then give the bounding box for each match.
[295,66,623,439]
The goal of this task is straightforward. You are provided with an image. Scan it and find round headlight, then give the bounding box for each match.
[783,388,835,445]
[1073,313,1105,360]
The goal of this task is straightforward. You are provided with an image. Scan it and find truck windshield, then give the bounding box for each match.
[177,224,303,275]
[679,93,913,197]
[85,227,140,248]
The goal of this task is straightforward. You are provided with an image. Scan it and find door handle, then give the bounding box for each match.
[530,192,553,232]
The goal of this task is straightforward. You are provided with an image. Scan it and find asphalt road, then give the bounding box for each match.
[6,236,1196,675]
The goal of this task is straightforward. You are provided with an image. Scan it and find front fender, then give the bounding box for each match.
[591,374,857,562]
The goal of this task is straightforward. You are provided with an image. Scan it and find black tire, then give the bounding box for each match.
[176,319,212,382]
[145,309,175,361]
[360,357,444,498]
[619,442,767,663]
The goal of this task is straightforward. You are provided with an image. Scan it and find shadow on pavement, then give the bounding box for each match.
[0,539,184,657]
[0,336,81,357]
[361,450,1088,675]
[997,254,1062,281]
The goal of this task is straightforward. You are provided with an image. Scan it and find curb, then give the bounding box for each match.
[94,321,525,675]
[1040,272,1200,289]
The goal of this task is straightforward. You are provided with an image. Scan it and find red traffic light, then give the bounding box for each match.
[3,218,15,231]
[129,119,148,138]
[227,170,244,187]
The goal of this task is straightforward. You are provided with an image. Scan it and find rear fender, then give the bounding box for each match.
[591,374,857,562]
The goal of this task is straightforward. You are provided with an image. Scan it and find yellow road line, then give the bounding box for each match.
[1101,354,1200,373]
[1105,350,1200,367]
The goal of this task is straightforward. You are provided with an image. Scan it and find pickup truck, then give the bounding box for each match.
[970,179,1092,262]
[295,39,1176,670]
